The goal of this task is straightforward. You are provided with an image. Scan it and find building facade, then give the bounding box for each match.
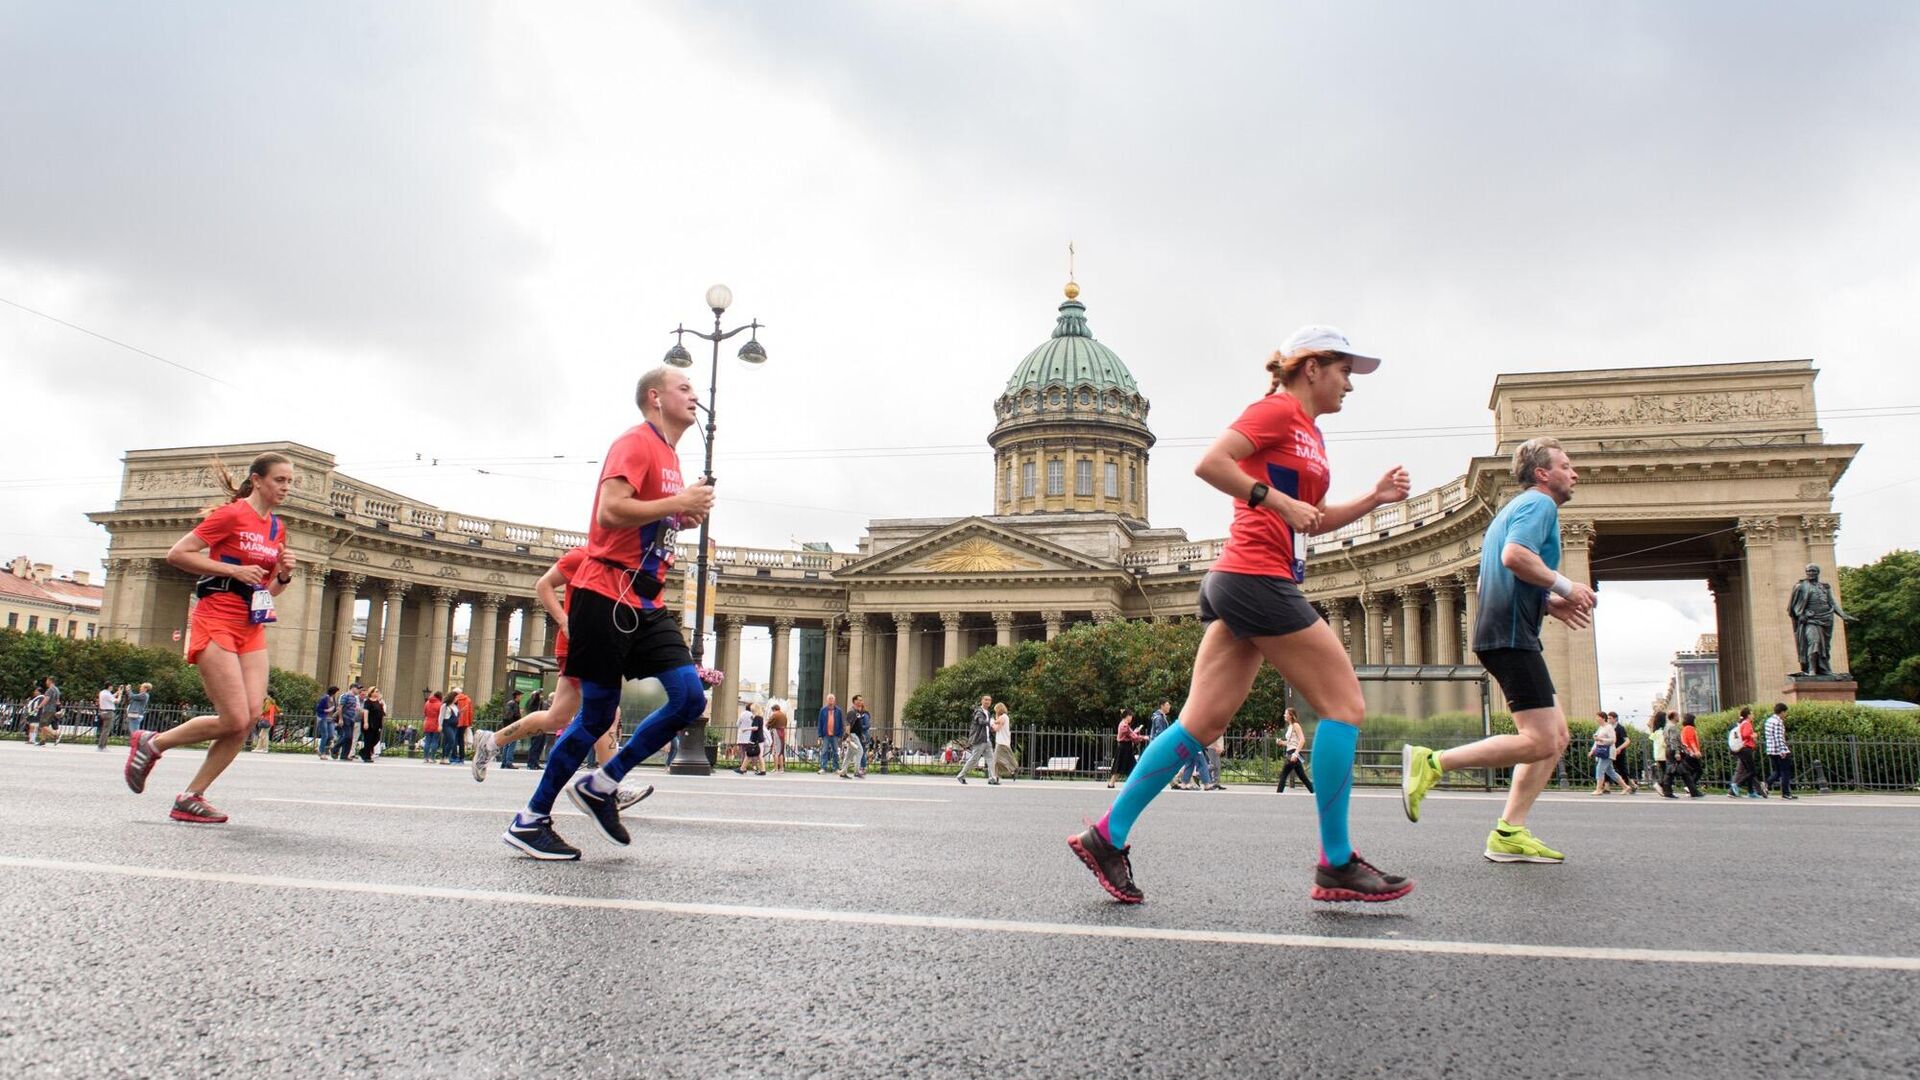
[0,557,105,641]
[90,282,1857,733]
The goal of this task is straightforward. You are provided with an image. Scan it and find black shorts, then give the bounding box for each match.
[1197,570,1323,639]
[1476,648,1556,712]
[562,587,694,689]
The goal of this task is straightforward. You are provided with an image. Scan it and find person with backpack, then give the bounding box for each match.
[1728,706,1762,799]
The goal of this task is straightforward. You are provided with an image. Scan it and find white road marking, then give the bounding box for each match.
[1,855,1915,973]
[249,797,863,829]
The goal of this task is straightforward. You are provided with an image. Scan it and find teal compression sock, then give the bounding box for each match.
[1310,719,1360,866]
[1097,722,1203,848]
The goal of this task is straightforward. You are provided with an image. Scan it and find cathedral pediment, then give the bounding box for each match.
[839,518,1117,579]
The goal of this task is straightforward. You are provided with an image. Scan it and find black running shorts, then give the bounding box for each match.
[1475,647,1556,712]
[562,587,694,689]
[1197,570,1323,639]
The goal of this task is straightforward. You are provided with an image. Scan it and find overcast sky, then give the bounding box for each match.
[4,1,1917,716]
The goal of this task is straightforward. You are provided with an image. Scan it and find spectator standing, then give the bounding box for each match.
[127,682,151,734]
[1148,699,1172,741]
[1729,706,1762,799]
[767,701,790,773]
[816,694,844,777]
[361,688,387,762]
[332,684,362,761]
[956,694,998,785]
[449,688,473,765]
[441,693,464,765]
[253,695,276,753]
[1609,712,1638,794]
[522,690,547,769]
[1651,714,1676,798]
[492,690,521,770]
[96,684,121,750]
[422,691,444,764]
[1109,708,1144,790]
[990,702,1017,782]
[314,686,337,758]
[30,676,60,746]
[1203,733,1226,791]
[1276,709,1313,794]
[842,696,872,779]
[1765,702,1796,800]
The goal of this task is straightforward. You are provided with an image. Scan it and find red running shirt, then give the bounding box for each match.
[190,500,287,620]
[570,423,685,607]
[552,546,587,655]
[1212,392,1330,583]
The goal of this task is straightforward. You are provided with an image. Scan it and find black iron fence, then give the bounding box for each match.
[8,698,1918,791]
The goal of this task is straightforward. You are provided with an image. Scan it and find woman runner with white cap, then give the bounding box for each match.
[1069,326,1415,903]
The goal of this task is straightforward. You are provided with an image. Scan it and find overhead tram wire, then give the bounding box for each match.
[0,295,237,389]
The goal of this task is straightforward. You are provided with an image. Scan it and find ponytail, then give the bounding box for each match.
[202,452,291,517]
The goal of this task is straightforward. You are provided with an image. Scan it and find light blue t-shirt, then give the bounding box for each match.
[1471,490,1561,653]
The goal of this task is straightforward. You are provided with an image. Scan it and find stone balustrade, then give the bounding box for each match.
[322,478,581,554]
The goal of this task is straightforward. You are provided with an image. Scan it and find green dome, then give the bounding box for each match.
[1002,298,1140,397]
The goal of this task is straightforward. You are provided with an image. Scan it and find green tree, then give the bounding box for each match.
[1839,550,1920,701]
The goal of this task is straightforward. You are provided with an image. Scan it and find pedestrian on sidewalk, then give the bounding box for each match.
[1674,713,1703,797]
[126,682,150,734]
[1651,713,1676,798]
[1276,708,1313,794]
[842,696,871,778]
[1765,702,1796,800]
[96,684,121,750]
[991,702,1018,782]
[314,686,337,758]
[817,694,844,776]
[1108,708,1144,789]
[1589,719,1623,795]
[1729,706,1762,798]
[767,700,790,772]
[956,694,997,785]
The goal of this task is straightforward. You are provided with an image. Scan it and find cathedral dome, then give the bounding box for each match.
[989,283,1153,520]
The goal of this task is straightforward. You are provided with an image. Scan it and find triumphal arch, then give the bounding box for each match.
[91,283,1856,734]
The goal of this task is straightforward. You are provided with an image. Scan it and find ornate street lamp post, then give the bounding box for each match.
[662,284,765,775]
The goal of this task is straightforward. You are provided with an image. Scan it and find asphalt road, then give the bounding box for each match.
[3,741,1917,1079]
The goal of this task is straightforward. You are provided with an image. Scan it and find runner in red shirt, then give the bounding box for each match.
[1070,326,1416,904]
[124,453,297,823]
[503,367,715,860]
[470,547,651,809]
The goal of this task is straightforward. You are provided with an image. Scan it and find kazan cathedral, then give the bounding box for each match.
[92,282,1855,743]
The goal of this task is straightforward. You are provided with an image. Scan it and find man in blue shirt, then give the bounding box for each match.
[1400,437,1597,864]
[816,694,844,776]
[314,687,337,759]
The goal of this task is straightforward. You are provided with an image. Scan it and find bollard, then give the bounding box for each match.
[1808,759,1832,796]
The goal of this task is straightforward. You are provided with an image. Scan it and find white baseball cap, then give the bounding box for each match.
[1281,325,1381,374]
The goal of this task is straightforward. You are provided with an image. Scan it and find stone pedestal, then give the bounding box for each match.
[1780,677,1857,705]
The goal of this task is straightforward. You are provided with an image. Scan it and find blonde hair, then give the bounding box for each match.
[993,702,1008,715]
[1510,437,1563,487]
[1265,348,1345,395]
[204,452,291,516]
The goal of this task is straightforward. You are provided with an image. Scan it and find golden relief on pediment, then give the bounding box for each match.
[913,539,1043,573]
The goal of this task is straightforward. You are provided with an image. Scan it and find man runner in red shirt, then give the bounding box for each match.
[502,367,715,860]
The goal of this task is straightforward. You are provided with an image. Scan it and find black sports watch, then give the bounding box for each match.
[1247,482,1270,508]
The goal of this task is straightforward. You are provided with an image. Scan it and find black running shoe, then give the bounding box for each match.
[502,817,581,861]
[1067,825,1144,903]
[125,730,161,794]
[1310,853,1415,903]
[566,777,631,846]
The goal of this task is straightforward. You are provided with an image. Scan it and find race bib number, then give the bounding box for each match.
[249,587,278,625]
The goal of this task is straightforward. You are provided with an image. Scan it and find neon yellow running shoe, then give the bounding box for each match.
[1483,824,1565,864]
[1400,744,1441,822]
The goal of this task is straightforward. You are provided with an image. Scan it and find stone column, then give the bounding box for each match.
[426,587,456,694]
[717,616,743,722]
[1324,601,1348,660]
[1558,520,1601,718]
[298,562,328,676]
[1458,570,1479,657]
[328,573,364,690]
[940,611,962,669]
[891,611,915,739]
[770,616,794,702]
[846,614,867,705]
[1362,594,1388,665]
[377,580,409,698]
[1802,514,1850,674]
[1042,609,1063,641]
[524,609,549,662]
[362,582,387,686]
[993,610,1015,649]
[821,616,839,701]
[1397,587,1424,665]
[469,594,503,699]
[1432,579,1459,664]
[1738,517,1792,697]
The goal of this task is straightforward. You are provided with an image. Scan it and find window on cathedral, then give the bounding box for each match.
[1075,459,1093,496]
[1128,465,1137,503]
[1005,464,1013,499]
[1022,461,1035,497]
[1046,458,1064,496]
[1105,461,1119,498]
